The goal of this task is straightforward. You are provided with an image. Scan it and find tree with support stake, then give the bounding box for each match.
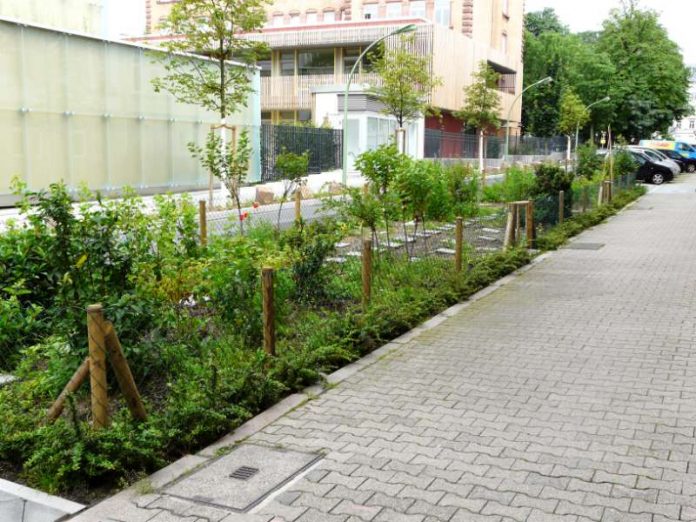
[152,0,268,232]
[455,62,502,181]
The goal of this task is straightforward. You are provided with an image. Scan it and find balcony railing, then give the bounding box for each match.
[261,72,383,110]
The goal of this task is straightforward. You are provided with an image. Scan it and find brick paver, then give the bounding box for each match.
[73,178,696,521]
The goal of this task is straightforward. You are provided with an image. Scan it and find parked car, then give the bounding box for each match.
[627,146,681,176]
[658,148,696,173]
[626,150,673,185]
[638,139,696,162]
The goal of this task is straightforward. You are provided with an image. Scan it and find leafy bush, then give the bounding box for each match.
[613,149,638,177]
[483,166,536,203]
[575,143,604,179]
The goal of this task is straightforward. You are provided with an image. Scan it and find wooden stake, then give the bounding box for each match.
[87,304,109,430]
[504,204,516,249]
[47,357,90,423]
[455,217,463,273]
[104,323,147,421]
[294,188,302,222]
[362,239,373,308]
[363,182,369,196]
[558,190,565,225]
[262,267,275,356]
[526,200,535,248]
[199,200,207,247]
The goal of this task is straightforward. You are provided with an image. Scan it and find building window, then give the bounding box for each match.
[257,51,272,77]
[363,4,379,19]
[501,32,508,54]
[409,0,426,17]
[306,11,317,24]
[676,121,682,129]
[261,111,272,123]
[343,47,361,75]
[386,2,402,18]
[323,10,336,22]
[272,14,283,27]
[434,0,450,26]
[289,12,300,25]
[690,120,695,129]
[298,49,335,76]
[362,45,383,72]
[280,51,295,76]
[298,110,312,123]
[279,111,295,122]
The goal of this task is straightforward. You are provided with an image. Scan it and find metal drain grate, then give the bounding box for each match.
[229,466,259,481]
[564,242,605,250]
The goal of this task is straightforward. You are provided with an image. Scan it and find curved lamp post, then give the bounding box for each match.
[575,96,611,154]
[342,23,417,185]
[504,76,552,159]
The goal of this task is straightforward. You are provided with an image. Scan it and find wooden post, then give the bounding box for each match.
[294,188,302,222]
[87,304,109,429]
[362,239,372,308]
[362,182,369,196]
[455,217,463,273]
[607,180,613,202]
[526,200,535,248]
[262,267,275,356]
[558,190,565,225]
[104,323,147,421]
[199,200,207,246]
[504,203,516,249]
[47,357,90,423]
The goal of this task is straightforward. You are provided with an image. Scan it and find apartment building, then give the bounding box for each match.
[140,0,522,161]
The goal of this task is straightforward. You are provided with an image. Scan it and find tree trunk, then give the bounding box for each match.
[478,130,485,175]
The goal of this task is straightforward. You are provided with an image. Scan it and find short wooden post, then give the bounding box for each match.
[558,190,565,225]
[199,200,207,246]
[87,304,109,430]
[454,217,463,273]
[104,323,147,421]
[47,357,90,423]
[262,267,275,356]
[526,200,535,248]
[294,188,302,222]
[607,180,613,202]
[362,182,369,196]
[362,239,372,308]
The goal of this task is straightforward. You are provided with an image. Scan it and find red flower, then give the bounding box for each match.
[239,211,250,222]
[252,201,260,209]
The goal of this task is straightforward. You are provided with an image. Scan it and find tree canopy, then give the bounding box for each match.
[455,61,501,134]
[523,0,690,141]
[368,36,442,129]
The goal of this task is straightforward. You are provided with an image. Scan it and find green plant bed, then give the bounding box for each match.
[535,185,646,250]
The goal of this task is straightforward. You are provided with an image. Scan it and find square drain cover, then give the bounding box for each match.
[564,242,605,250]
[164,445,321,512]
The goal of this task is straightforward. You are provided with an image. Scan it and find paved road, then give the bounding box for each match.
[73,175,696,521]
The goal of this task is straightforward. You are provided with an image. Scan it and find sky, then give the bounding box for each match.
[106,0,144,38]
[524,0,696,65]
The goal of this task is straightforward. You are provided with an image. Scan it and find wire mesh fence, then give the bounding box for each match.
[424,129,566,159]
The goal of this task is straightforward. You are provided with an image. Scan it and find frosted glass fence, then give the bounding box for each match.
[0,19,261,205]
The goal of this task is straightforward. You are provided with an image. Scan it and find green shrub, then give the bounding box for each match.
[483,166,536,203]
[575,143,604,179]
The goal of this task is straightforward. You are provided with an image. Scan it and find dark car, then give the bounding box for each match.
[658,149,696,173]
[627,150,674,185]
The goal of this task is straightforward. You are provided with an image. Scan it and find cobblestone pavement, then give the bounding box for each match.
[72,176,696,522]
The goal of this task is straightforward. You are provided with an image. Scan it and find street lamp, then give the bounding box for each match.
[575,96,611,154]
[342,23,417,185]
[504,76,552,159]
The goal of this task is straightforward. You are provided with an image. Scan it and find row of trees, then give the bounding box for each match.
[524,0,691,142]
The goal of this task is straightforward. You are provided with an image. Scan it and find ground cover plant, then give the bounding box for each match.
[0,152,644,501]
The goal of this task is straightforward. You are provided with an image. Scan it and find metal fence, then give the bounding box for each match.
[261,124,343,182]
[424,129,566,160]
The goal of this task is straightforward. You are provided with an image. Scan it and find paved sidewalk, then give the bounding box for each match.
[73,175,696,522]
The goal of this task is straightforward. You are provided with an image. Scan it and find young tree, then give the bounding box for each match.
[557,89,589,167]
[367,36,442,153]
[152,0,269,228]
[455,61,501,174]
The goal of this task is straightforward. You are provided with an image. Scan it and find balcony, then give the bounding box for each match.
[261,72,382,110]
